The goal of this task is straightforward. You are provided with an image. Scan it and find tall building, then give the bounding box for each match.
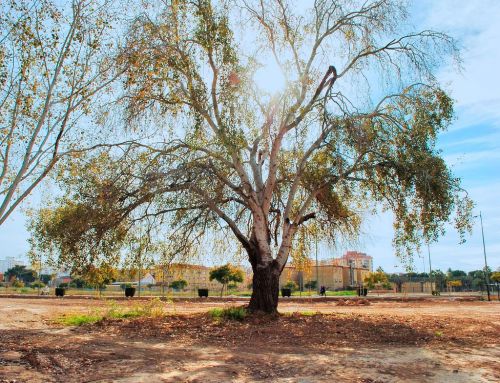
[0,257,25,273]
[323,251,373,271]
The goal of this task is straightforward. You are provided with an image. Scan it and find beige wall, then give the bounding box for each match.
[280,264,370,290]
[400,281,435,293]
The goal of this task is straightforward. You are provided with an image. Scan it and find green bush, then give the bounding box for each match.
[170,279,188,290]
[59,298,171,326]
[304,280,317,290]
[209,306,247,321]
[59,313,103,326]
[31,281,45,288]
[283,281,297,291]
[12,280,24,288]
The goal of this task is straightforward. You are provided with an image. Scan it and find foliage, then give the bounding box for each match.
[209,264,244,296]
[30,281,45,288]
[78,264,117,290]
[28,0,473,313]
[491,272,500,283]
[364,267,391,289]
[283,281,297,291]
[170,279,188,290]
[59,299,169,326]
[209,306,247,321]
[4,265,36,283]
[0,0,122,226]
[59,312,103,326]
[11,279,25,288]
[304,280,317,290]
[447,280,462,287]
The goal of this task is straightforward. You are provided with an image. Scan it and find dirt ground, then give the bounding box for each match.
[0,297,498,383]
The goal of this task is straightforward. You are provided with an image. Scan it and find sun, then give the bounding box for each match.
[252,58,287,95]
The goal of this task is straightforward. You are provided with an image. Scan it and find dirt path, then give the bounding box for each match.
[0,297,498,382]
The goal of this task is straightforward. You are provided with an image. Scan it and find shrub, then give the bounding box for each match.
[304,280,317,290]
[283,281,297,291]
[209,306,247,321]
[60,299,171,326]
[30,281,45,288]
[12,280,24,288]
[170,279,188,290]
[59,313,103,326]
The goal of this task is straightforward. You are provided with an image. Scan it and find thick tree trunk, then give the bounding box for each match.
[248,261,281,314]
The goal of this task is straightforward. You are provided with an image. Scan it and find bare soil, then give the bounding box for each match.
[0,297,498,382]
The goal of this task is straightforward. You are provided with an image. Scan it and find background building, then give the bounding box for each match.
[280,251,373,290]
[0,257,25,273]
[324,251,373,271]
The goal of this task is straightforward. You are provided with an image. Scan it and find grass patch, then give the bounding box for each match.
[209,306,247,321]
[59,312,103,326]
[326,290,357,296]
[288,290,357,297]
[299,311,318,316]
[59,298,171,326]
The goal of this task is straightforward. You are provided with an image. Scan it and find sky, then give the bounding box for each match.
[0,0,499,274]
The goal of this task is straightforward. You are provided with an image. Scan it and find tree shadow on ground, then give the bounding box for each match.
[0,312,497,382]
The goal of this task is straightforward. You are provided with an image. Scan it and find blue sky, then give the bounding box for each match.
[0,0,498,274]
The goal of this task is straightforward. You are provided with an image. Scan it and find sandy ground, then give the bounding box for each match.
[0,296,498,382]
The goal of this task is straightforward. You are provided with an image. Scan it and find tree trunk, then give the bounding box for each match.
[248,261,281,314]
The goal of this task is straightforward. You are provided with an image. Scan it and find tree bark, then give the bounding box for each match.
[248,260,281,314]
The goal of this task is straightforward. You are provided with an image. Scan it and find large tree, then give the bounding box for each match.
[30,0,473,313]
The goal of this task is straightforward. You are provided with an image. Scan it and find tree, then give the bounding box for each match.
[491,272,500,283]
[29,0,473,313]
[209,264,244,297]
[364,267,390,289]
[170,279,187,290]
[304,280,317,290]
[4,265,36,283]
[0,0,122,226]
[283,280,297,291]
[78,263,117,295]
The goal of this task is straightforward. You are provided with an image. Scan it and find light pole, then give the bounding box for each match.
[427,243,433,293]
[479,211,491,301]
[315,237,319,294]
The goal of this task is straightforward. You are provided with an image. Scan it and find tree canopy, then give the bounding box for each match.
[0,0,123,226]
[28,0,473,313]
[4,265,36,283]
[209,264,245,296]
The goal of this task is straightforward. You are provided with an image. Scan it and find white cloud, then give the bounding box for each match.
[421,0,500,126]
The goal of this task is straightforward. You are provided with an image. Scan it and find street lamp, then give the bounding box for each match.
[315,237,319,294]
[479,211,491,301]
[427,243,434,294]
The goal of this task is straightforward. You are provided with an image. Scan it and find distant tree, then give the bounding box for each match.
[80,264,117,294]
[283,280,298,291]
[40,274,53,285]
[304,280,317,290]
[170,279,188,291]
[12,280,24,288]
[447,269,467,278]
[69,277,88,288]
[30,281,45,288]
[209,264,244,297]
[491,272,500,283]
[4,265,36,283]
[364,267,391,289]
